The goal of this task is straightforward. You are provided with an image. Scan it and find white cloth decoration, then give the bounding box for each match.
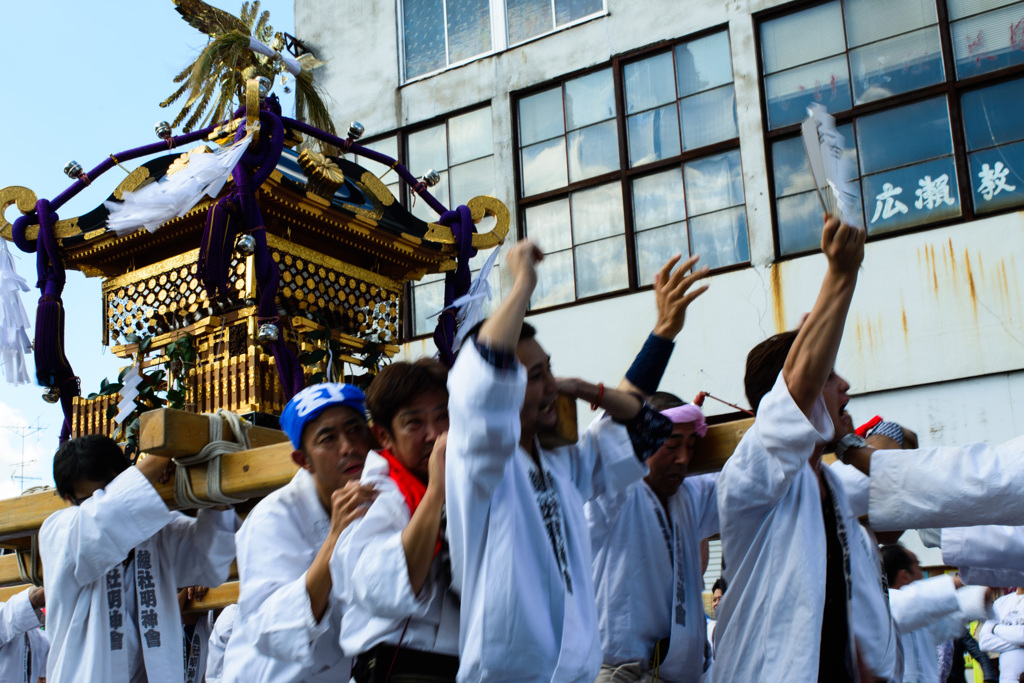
[113,363,143,426]
[0,239,32,385]
[104,122,260,236]
[430,245,502,355]
[247,37,301,76]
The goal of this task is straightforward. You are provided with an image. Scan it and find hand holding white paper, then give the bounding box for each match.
[802,104,862,227]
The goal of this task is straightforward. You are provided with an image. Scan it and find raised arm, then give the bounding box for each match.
[402,433,447,594]
[782,216,864,417]
[477,241,541,351]
[619,254,709,399]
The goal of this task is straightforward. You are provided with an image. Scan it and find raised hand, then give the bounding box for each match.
[652,254,710,341]
[427,432,448,500]
[821,215,865,276]
[506,240,544,289]
[328,479,376,537]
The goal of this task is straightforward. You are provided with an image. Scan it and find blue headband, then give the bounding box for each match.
[279,383,367,448]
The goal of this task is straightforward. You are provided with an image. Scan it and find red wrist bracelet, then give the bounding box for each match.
[591,382,604,410]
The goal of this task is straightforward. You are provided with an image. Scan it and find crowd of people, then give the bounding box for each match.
[5,215,1024,682]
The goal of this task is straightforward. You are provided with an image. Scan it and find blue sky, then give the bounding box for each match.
[0,0,295,494]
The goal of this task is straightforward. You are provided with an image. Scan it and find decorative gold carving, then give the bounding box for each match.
[297,149,345,199]
[246,78,260,143]
[359,171,395,207]
[167,146,212,177]
[112,167,154,200]
[422,195,510,250]
[207,117,242,144]
[0,186,81,242]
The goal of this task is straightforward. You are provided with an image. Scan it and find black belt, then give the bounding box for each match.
[352,644,459,683]
[651,637,671,668]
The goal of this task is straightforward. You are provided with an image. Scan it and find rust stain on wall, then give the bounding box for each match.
[769,263,785,334]
[947,238,958,284]
[964,248,978,314]
[928,244,939,294]
[901,300,908,340]
[855,317,863,351]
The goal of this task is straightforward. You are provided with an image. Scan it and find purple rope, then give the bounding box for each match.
[227,109,303,399]
[433,204,477,368]
[31,199,78,444]
[281,117,449,216]
[49,124,221,212]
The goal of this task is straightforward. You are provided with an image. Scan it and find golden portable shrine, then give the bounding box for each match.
[0,0,750,612]
[0,0,510,608]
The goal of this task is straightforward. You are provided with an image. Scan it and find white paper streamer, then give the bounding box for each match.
[113,363,143,426]
[247,37,301,76]
[802,103,861,227]
[104,121,260,236]
[430,245,502,355]
[0,239,32,385]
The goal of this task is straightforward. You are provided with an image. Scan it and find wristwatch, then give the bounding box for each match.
[835,433,868,462]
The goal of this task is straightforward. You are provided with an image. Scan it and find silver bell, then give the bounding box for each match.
[257,322,280,343]
[236,233,257,256]
[42,386,60,404]
[257,76,273,99]
[155,121,172,139]
[347,121,365,141]
[422,169,440,188]
[63,161,83,179]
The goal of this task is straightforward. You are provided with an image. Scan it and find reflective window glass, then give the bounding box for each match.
[565,69,615,129]
[449,108,494,165]
[676,31,734,97]
[856,97,952,174]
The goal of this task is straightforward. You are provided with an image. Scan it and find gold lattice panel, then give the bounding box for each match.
[268,235,401,342]
[103,249,249,345]
[101,235,402,347]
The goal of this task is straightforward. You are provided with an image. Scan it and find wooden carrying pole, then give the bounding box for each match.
[0,580,240,615]
[0,407,755,612]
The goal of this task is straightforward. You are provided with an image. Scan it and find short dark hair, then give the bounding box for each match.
[465,319,537,344]
[53,435,131,500]
[744,330,798,415]
[365,359,449,434]
[650,391,685,411]
[712,577,727,594]
[881,544,913,585]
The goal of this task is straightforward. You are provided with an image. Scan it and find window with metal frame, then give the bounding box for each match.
[515,28,748,311]
[399,0,607,82]
[761,0,1024,258]
[359,106,499,338]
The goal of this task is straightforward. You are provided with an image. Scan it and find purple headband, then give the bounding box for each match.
[660,405,707,437]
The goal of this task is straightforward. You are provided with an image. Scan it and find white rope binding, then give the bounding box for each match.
[173,409,251,508]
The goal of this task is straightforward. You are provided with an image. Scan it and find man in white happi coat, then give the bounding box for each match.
[881,544,992,683]
[445,240,680,682]
[976,588,1024,682]
[221,382,375,683]
[583,254,712,683]
[0,585,47,683]
[40,434,237,683]
[205,603,237,683]
[588,401,718,683]
[333,358,460,681]
[715,216,876,682]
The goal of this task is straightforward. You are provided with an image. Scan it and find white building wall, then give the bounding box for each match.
[296,0,1024,444]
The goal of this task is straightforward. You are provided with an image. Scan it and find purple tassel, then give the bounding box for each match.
[198,193,240,298]
[433,205,477,368]
[31,199,78,444]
